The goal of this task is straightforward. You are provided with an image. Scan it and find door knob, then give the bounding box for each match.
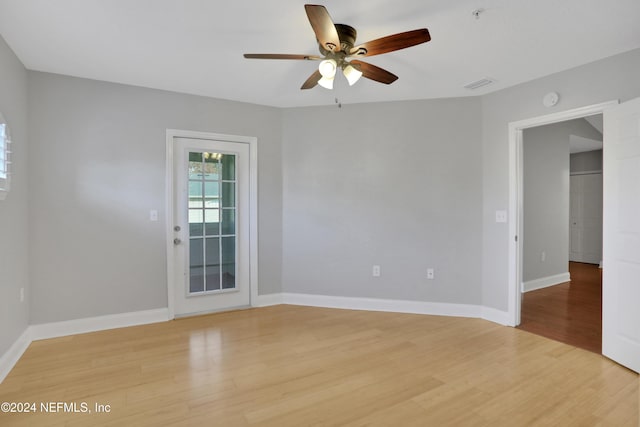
[173,238,182,245]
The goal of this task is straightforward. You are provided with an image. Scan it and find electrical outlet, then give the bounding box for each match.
[541,251,546,262]
[20,287,24,302]
[495,210,507,223]
[372,265,381,277]
[427,268,435,280]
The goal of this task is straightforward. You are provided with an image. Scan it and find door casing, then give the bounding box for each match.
[507,100,618,327]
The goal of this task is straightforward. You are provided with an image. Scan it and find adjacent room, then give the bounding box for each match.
[518,116,604,353]
[1,1,639,425]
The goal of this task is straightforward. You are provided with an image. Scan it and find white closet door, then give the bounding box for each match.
[569,173,602,264]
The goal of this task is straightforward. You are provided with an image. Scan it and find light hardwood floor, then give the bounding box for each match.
[0,305,637,426]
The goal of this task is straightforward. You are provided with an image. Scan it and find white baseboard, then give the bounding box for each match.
[254,293,284,307]
[30,308,170,341]
[258,292,510,325]
[0,328,32,383]
[522,272,571,293]
[281,292,484,318]
[481,306,512,326]
[0,308,170,384]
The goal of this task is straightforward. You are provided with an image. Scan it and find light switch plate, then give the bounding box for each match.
[372,265,381,277]
[495,210,507,223]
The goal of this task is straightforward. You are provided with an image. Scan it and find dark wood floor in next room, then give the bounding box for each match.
[518,261,602,353]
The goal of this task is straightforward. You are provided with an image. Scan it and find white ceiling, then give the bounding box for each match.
[570,134,602,154]
[584,115,604,134]
[1,0,639,108]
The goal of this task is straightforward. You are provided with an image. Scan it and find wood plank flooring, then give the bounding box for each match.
[518,262,602,353]
[0,305,637,426]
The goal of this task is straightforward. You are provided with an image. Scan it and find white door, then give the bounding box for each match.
[602,97,640,373]
[569,173,603,264]
[170,136,251,316]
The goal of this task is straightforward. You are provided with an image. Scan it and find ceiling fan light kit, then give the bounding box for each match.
[318,76,334,90]
[343,64,363,86]
[317,59,337,89]
[243,4,431,91]
[319,59,337,78]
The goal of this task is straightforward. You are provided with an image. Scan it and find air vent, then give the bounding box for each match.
[464,78,495,90]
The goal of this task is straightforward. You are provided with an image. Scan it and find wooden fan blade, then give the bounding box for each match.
[301,70,322,90]
[349,29,430,57]
[350,60,398,84]
[305,4,341,52]
[244,53,322,60]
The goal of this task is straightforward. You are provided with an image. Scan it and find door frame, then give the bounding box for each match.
[507,100,617,326]
[165,129,258,320]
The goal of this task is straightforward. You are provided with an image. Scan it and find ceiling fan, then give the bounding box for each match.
[243,4,431,90]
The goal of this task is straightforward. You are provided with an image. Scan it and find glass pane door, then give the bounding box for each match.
[187,151,237,294]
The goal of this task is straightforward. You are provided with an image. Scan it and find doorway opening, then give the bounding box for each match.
[515,115,603,352]
[506,101,616,329]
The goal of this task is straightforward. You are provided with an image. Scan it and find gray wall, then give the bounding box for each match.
[282,98,483,304]
[481,47,640,311]
[0,36,29,355]
[28,72,283,323]
[571,149,602,173]
[3,40,639,343]
[522,119,602,283]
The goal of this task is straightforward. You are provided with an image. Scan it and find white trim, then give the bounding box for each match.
[522,272,571,293]
[0,328,31,383]
[258,292,511,322]
[165,129,258,320]
[248,137,259,310]
[29,308,170,341]
[281,292,474,319]
[255,293,284,307]
[481,307,512,326]
[507,128,523,326]
[0,308,169,384]
[507,100,618,326]
[278,293,510,325]
[165,133,175,319]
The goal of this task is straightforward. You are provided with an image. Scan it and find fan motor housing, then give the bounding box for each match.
[319,24,357,55]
